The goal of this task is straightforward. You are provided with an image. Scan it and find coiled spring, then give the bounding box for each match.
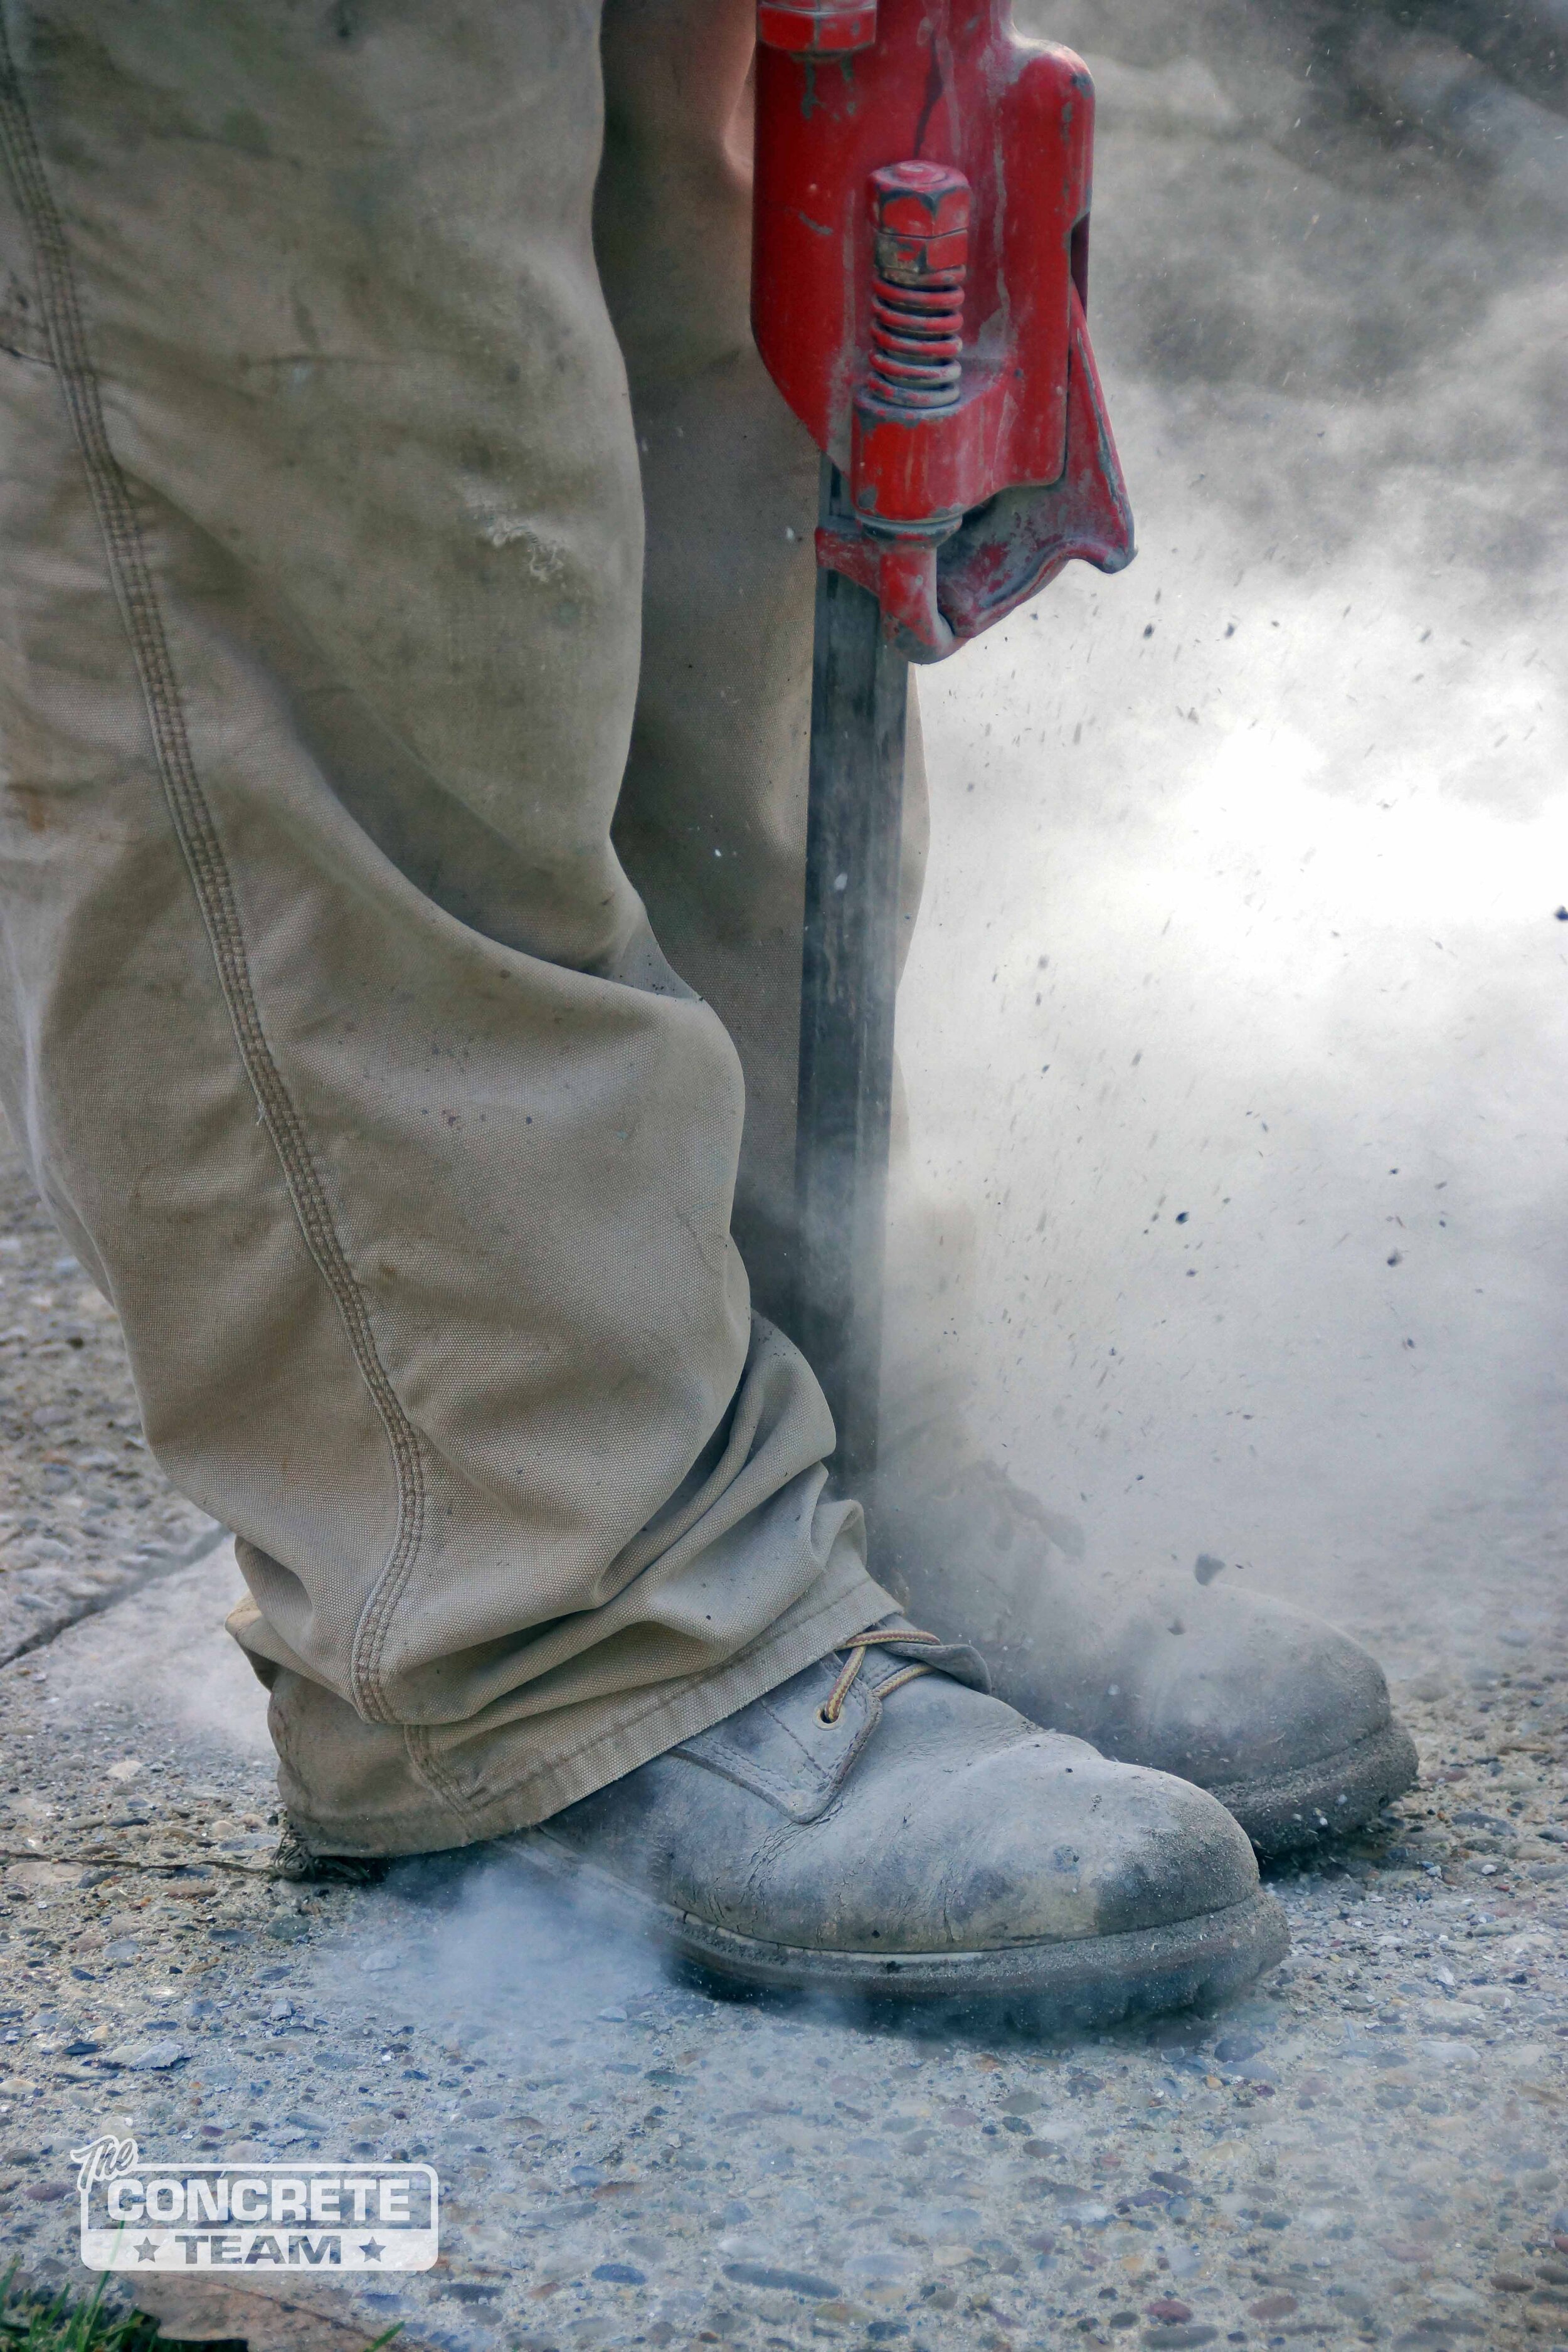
[868,265,967,411]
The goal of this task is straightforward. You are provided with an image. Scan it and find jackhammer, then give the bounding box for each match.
[751,0,1136,1486]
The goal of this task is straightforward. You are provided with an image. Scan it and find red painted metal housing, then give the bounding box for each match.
[753,0,1135,659]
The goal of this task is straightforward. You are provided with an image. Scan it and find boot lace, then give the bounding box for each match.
[816,1627,943,1726]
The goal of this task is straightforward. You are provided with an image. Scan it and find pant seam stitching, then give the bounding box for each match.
[403,1724,483,1834]
[0,36,424,1727]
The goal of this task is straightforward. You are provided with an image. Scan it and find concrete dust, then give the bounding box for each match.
[895,0,1568,1663]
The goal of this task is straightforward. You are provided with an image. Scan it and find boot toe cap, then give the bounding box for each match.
[924,1739,1262,1949]
[1113,1593,1397,1791]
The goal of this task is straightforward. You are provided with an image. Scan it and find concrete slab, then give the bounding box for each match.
[0,1152,223,1670]
[1,1542,1564,2352]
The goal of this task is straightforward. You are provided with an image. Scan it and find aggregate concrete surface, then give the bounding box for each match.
[3,0,1567,2347]
[1,1481,1565,2352]
[0,1158,224,1670]
[0,1248,1564,2351]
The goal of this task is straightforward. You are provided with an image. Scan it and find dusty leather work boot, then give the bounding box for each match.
[502,1622,1288,2020]
[874,1458,1418,1860]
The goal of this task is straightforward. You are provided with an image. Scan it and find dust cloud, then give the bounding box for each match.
[897,0,1568,1675]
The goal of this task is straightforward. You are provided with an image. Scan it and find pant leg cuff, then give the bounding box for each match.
[269,1562,896,1860]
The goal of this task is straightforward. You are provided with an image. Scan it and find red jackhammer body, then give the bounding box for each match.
[751,0,1134,1481]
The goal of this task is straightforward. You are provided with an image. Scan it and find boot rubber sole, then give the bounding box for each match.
[503,1828,1288,2025]
[1207,1720,1419,1859]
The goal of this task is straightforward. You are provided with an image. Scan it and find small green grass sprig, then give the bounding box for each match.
[0,2262,401,2352]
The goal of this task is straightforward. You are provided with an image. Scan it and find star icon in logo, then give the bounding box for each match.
[134,2238,159,2263]
[359,2238,384,2262]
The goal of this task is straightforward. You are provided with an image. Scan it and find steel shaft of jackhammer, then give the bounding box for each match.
[792,461,909,1491]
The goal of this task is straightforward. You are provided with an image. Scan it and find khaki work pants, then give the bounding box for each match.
[0,0,911,1856]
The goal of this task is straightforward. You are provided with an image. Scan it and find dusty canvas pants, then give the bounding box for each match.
[0,0,892,1855]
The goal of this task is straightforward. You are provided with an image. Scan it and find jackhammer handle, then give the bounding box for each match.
[793,461,909,1490]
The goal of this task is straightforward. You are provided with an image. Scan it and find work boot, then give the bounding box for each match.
[874,1459,1419,1859]
[502,1622,1287,2022]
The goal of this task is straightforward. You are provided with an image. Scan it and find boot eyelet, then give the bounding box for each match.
[817,1704,837,1727]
